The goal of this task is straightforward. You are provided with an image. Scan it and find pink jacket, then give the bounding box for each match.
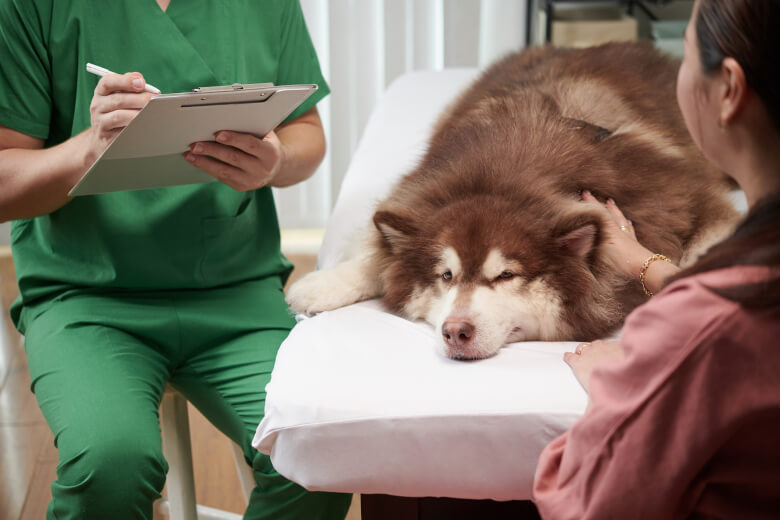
[533,266,780,519]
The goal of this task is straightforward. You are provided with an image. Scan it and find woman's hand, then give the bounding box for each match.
[581,190,654,279]
[581,190,680,295]
[563,339,624,393]
[185,130,283,191]
[87,72,156,165]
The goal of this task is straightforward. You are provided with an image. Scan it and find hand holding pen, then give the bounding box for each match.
[83,63,160,164]
[86,63,161,94]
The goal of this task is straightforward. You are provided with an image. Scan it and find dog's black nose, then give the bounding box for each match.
[442,319,475,347]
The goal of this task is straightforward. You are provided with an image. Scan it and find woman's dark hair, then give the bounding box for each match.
[669,0,780,308]
[696,0,780,132]
[669,195,780,308]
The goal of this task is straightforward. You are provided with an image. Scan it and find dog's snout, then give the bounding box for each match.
[442,318,475,347]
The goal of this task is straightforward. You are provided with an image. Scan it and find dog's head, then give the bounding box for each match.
[373,196,613,360]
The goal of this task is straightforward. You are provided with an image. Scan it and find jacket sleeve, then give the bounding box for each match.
[533,278,741,520]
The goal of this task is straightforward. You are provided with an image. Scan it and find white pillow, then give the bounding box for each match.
[253,69,588,500]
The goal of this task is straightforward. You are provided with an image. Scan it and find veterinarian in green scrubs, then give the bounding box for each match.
[0,1,350,518]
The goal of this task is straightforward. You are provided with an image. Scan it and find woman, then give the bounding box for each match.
[533,0,780,518]
[0,1,350,518]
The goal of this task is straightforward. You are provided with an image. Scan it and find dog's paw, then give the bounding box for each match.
[286,264,379,315]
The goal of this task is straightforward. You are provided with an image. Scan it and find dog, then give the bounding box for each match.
[287,42,740,360]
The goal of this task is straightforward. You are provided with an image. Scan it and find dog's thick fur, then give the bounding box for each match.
[288,42,739,360]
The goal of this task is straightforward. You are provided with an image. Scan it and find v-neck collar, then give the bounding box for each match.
[155,0,172,15]
[144,1,220,91]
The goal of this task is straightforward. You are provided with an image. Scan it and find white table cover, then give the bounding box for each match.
[254,300,586,500]
[253,69,588,500]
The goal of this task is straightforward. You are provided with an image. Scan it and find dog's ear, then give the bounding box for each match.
[373,210,419,254]
[555,215,600,258]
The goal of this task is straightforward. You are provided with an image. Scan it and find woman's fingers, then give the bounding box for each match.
[563,339,625,392]
[606,199,638,239]
[581,190,599,204]
[606,198,630,225]
[582,191,638,238]
[579,189,655,279]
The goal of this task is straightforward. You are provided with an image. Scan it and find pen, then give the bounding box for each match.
[86,63,162,94]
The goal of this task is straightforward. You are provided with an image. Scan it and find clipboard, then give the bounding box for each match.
[69,82,318,196]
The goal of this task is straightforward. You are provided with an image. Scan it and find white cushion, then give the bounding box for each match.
[253,69,588,500]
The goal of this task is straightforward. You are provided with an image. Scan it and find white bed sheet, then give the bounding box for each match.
[254,301,586,500]
[253,69,589,500]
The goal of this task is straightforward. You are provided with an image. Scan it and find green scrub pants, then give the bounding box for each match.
[22,277,351,520]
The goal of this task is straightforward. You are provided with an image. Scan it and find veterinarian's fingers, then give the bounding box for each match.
[184,150,257,191]
[214,131,261,157]
[94,91,154,113]
[94,72,150,96]
[215,131,282,165]
[189,140,256,172]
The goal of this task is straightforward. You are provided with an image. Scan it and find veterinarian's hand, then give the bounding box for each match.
[87,72,156,165]
[581,190,654,280]
[185,130,283,191]
[564,340,624,393]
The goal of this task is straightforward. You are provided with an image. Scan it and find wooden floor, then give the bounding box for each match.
[0,250,361,519]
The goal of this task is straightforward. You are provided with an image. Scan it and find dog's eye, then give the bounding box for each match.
[496,271,514,281]
[442,271,453,282]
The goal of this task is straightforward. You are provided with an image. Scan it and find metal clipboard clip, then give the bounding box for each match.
[192,82,275,93]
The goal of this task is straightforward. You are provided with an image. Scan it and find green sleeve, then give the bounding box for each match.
[277,0,330,123]
[0,0,52,139]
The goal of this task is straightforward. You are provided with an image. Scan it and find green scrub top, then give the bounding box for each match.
[0,0,329,333]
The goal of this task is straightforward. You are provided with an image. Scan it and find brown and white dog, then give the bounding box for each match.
[287,42,739,360]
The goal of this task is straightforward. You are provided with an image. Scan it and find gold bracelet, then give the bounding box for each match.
[639,253,671,297]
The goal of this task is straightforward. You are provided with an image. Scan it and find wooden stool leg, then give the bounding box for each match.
[230,442,255,504]
[157,388,246,520]
[160,391,198,520]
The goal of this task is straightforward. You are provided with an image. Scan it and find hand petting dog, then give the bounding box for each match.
[581,190,681,296]
[580,190,653,281]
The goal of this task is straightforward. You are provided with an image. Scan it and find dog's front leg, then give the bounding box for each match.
[285,251,384,315]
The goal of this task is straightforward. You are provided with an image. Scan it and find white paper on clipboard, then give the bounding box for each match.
[69,83,317,196]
